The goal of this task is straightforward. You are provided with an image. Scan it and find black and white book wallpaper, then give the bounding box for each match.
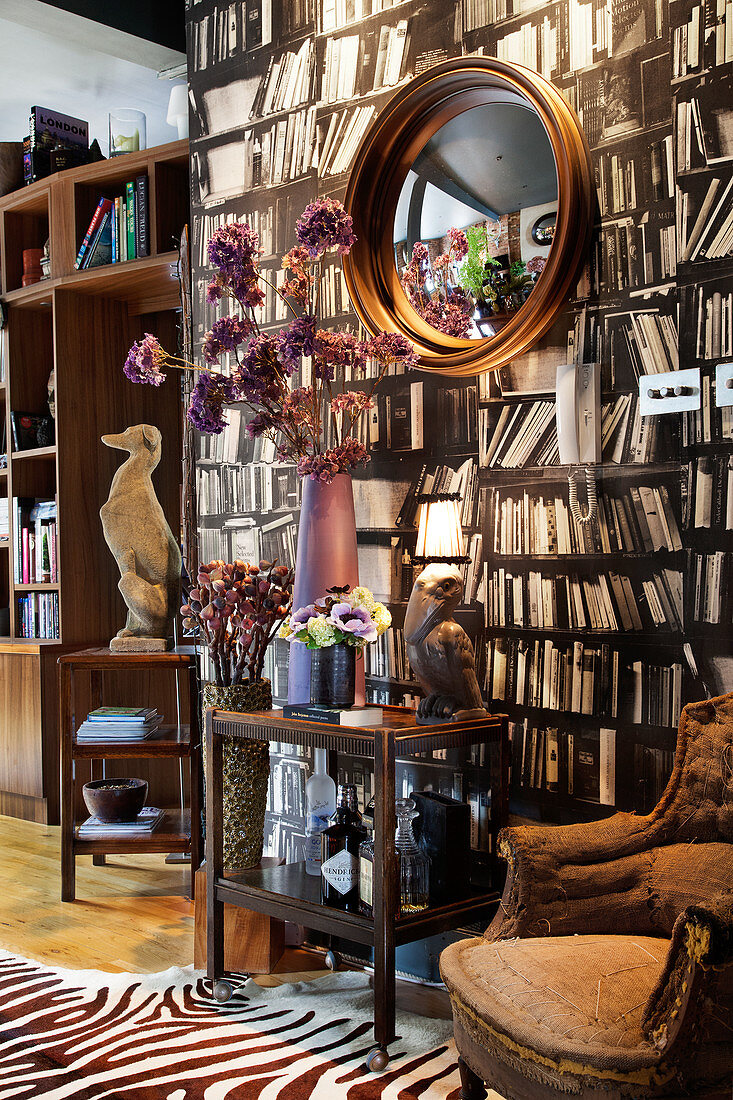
[185,0,733,858]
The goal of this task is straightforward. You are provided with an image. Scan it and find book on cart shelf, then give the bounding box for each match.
[76,707,162,743]
[77,806,165,838]
[282,704,385,726]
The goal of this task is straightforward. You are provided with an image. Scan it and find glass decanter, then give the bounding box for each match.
[395,797,430,915]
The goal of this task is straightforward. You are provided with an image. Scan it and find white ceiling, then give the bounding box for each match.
[0,0,186,153]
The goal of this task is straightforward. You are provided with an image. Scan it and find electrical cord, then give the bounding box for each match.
[567,467,597,525]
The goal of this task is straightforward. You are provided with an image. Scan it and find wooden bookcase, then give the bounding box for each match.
[0,140,189,824]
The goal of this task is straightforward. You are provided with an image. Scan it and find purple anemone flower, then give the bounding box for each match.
[327,602,378,643]
[290,603,316,630]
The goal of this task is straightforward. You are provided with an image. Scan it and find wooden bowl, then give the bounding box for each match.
[82,778,147,823]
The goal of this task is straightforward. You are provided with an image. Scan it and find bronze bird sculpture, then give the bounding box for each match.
[404,562,488,724]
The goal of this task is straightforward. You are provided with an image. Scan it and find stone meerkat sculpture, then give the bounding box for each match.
[404,562,488,724]
[100,424,181,651]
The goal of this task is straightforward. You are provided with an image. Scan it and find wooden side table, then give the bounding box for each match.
[59,647,203,902]
[205,706,508,1071]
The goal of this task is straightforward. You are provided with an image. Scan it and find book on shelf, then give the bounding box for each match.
[197,460,300,517]
[634,743,674,813]
[77,806,165,838]
[685,548,730,624]
[76,707,162,743]
[75,176,149,269]
[364,626,412,682]
[282,704,384,726]
[11,412,54,452]
[484,633,686,726]
[24,105,89,184]
[318,104,378,176]
[17,591,59,639]
[672,0,733,77]
[487,481,681,557]
[676,84,733,172]
[683,373,733,444]
[370,380,425,452]
[683,455,733,531]
[483,563,682,633]
[678,174,733,262]
[436,385,478,448]
[250,37,315,119]
[13,497,58,584]
[190,2,274,70]
[509,720,615,804]
[395,458,478,529]
[267,756,308,819]
[242,108,317,189]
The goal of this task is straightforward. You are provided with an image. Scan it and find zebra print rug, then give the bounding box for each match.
[0,950,483,1099]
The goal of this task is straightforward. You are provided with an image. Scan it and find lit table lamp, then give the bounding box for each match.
[405,492,488,725]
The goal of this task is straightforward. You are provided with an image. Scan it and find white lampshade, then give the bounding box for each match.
[167,84,189,140]
[415,497,464,561]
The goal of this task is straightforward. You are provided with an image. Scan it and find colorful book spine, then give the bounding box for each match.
[135,175,149,257]
[126,181,136,260]
[75,198,112,269]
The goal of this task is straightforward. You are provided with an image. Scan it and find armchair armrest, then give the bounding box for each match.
[486,812,660,940]
[642,890,733,1064]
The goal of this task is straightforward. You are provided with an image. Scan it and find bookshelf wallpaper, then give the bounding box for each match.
[185,0,732,860]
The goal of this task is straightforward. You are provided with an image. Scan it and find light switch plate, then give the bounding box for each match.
[715,362,733,407]
[639,368,701,415]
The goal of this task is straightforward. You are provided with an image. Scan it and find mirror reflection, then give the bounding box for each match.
[394,101,558,340]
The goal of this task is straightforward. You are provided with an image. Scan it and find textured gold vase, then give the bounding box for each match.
[202,680,271,870]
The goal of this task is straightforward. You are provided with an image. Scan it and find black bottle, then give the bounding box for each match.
[321,783,366,911]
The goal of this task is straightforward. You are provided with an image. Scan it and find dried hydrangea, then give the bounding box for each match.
[124,333,167,386]
[295,198,356,259]
[365,331,420,370]
[276,314,317,371]
[187,371,239,434]
[202,316,253,364]
[314,330,367,381]
[207,222,265,309]
[235,333,283,402]
[297,437,369,480]
[448,227,469,261]
[423,299,473,338]
[331,390,374,414]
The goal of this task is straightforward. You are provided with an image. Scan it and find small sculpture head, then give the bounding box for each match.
[405,562,464,646]
[102,424,161,467]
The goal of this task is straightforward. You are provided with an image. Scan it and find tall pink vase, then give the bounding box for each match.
[288,472,365,705]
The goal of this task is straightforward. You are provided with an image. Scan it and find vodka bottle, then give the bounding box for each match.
[321,784,366,910]
[304,749,337,876]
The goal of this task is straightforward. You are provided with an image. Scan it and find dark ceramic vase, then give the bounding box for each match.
[310,643,356,708]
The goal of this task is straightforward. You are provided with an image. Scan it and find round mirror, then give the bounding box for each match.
[344,57,594,377]
[394,101,558,341]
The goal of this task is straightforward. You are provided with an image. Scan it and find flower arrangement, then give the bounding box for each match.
[181,559,294,686]
[400,229,474,337]
[400,219,547,327]
[123,198,419,484]
[280,585,391,650]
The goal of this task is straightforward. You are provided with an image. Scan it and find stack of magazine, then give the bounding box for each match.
[75,706,161,743]
[77,806,165,839]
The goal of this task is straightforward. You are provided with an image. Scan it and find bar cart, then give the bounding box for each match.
[205,705,508,1071]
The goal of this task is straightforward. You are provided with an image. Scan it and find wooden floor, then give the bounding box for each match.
[0,815,452,1020]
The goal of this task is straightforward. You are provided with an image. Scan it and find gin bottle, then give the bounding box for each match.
[358,799,376,917]
[321,784,365,910]
[396,797,430,915]
[304,749,337,876]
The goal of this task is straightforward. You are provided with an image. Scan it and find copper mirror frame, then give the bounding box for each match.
[343,56,594,378]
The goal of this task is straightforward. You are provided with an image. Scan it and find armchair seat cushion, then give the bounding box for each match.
[441,933,672,1089]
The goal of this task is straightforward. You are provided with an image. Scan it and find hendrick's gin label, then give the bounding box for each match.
[320,784,365,911]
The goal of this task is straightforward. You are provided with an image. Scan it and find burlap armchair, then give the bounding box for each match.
[440,694,733,1099]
